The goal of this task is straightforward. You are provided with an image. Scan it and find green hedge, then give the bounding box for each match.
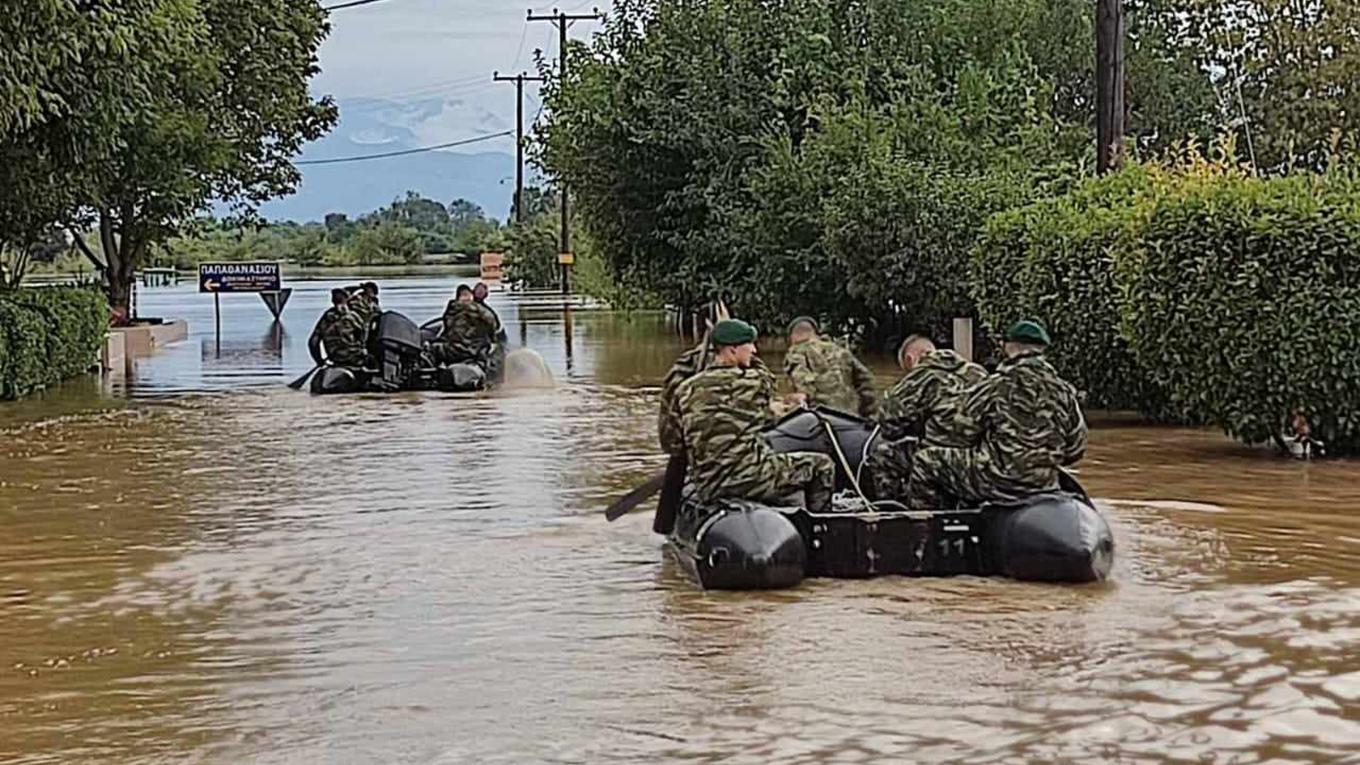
[1122,169,1360,453]
[0,287,107,400]
[972,159,1360,454]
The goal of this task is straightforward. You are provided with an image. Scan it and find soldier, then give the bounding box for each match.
[308,288,368,368]
[472,281,509,344]
[433,284,500,365]
[674,319,835,510]
[348,282,381,327]
[657,301,770,454]
[869,335,988,500]
[908,320,1086,509]
[782,316,876,417]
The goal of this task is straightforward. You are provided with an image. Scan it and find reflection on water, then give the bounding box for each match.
[1,277,1357,763]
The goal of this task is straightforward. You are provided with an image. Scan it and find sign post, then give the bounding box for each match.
[199,262,285,353]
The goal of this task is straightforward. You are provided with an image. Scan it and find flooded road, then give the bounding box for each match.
[2,277,1357,764]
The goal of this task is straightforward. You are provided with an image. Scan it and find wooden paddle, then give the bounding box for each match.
[287,364,322,390]
[604,468,667,522]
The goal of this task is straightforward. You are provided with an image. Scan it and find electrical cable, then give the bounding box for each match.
[296,130,514,165]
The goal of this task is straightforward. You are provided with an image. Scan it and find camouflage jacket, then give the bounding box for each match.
[311,306,368,367]
[674,364,780,502]
[350,292,380,327]
[441,300,500,356]
[783,338,876,416]
[952,350,1087,489]
[877,349,988,447]
[657,339,768,454]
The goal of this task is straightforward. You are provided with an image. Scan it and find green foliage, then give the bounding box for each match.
[0,287,106,400]
[972,167,1162,412]
[1121,166,1360,453]
[349,222,423,265]
[503,213,560,289]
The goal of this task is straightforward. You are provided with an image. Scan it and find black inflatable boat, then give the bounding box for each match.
[310,310,498,394]
[665,408,1115,590]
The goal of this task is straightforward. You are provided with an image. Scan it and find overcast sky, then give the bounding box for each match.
[312,0,610,150]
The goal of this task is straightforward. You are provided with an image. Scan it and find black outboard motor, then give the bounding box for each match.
[369,311,423,391]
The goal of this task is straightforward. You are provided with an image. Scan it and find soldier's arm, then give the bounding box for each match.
[783,346,818,398]
[876,375,928,442]
[850,353,877,417]
[1060,394,1088,465]
[308,314,331,365]
[949,377,993,445]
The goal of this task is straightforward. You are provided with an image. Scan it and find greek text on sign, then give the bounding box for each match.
[199,262,282,293]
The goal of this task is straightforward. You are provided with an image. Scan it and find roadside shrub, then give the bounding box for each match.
[0,287,107,399]
[1121,168,1360,453]
[971,167,1168,413]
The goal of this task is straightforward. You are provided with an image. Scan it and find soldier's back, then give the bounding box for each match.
[976,352,1085,484]
[784,338,861,413]
[676,365,777,497]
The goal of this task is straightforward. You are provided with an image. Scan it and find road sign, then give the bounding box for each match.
[199,262,281,293]
[480,252,505,283]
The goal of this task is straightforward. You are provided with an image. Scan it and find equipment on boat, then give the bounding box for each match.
[664,408,1116,590]
[308,310,493,394]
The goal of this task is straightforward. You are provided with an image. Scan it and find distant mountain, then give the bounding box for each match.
[245,97,528,223]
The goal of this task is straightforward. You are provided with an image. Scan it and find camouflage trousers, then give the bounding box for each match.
[700,452,836,512]
[907,446,1058,510]
[328,345,368,368]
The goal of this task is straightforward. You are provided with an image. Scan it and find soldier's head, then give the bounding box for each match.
[786,316,819,346]
[456,284,474,304]
[361,282,379,297]
[710,319,758,368]
[330,288,349,307]
[473,282,489,302]
[897,334,936,371]
[1002,320,1051,358]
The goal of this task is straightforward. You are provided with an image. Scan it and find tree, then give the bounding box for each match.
[447,198,487,229]
[18,0,337,321]
[350,222,423,265]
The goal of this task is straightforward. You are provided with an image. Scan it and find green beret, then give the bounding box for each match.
[786,315,819,335]
[711,318,757,346]
[1004,319,1051,346]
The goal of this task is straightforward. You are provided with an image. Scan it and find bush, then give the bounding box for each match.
[1121,167,1360,453]
[971,167,1167,412]
[0,287,107,399]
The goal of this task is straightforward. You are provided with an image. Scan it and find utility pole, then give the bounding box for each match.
[527,6,603,295]
[1095,0,1125,174]
[493,71,545,224]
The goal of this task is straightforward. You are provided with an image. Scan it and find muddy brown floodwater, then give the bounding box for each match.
[1,277,1357,764]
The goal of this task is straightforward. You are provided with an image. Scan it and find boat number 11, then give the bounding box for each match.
[938,537,970,557]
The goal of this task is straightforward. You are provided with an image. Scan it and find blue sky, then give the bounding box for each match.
[312,0,611,154]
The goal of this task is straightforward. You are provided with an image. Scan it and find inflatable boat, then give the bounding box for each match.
[664,408,1115,590]
[310,310,501,394]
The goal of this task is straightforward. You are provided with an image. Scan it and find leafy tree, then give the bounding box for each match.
[350,222,423,265]
[4,0,336,321]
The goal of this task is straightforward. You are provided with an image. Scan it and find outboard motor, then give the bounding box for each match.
[369,311,424,391]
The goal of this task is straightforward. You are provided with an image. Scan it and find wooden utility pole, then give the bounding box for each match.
[1095,0,1126,174]
[526,7,603,294]
[493,71,545,223]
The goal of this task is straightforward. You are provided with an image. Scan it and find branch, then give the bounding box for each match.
[69,230,107,271]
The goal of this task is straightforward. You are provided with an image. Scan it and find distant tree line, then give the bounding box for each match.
[152,192,510,269]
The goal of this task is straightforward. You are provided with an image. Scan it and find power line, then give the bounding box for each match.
[296,131,514,165]
[322,0,395,10]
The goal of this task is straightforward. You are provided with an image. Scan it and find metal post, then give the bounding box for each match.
[214,292,221,356]
[952,317,974,363]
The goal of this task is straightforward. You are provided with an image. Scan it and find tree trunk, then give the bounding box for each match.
[100,211,138,325]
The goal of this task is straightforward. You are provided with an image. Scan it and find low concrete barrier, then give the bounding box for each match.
[103,319,188,374]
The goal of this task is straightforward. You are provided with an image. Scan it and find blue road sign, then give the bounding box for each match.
[199,262,281,293]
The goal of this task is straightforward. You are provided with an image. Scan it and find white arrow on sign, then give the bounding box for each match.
[204,279,220,290]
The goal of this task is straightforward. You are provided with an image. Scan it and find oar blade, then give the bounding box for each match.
[604,469,667,522]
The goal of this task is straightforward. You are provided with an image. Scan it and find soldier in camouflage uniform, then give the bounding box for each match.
[657,302,769,454]
[348,282,381,328]
[432,284,500,366]
[869,335,988,499]
[674,319,835,510]
[908,320,1086,509]
[782,317,876,417]
[308,288,368,368]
